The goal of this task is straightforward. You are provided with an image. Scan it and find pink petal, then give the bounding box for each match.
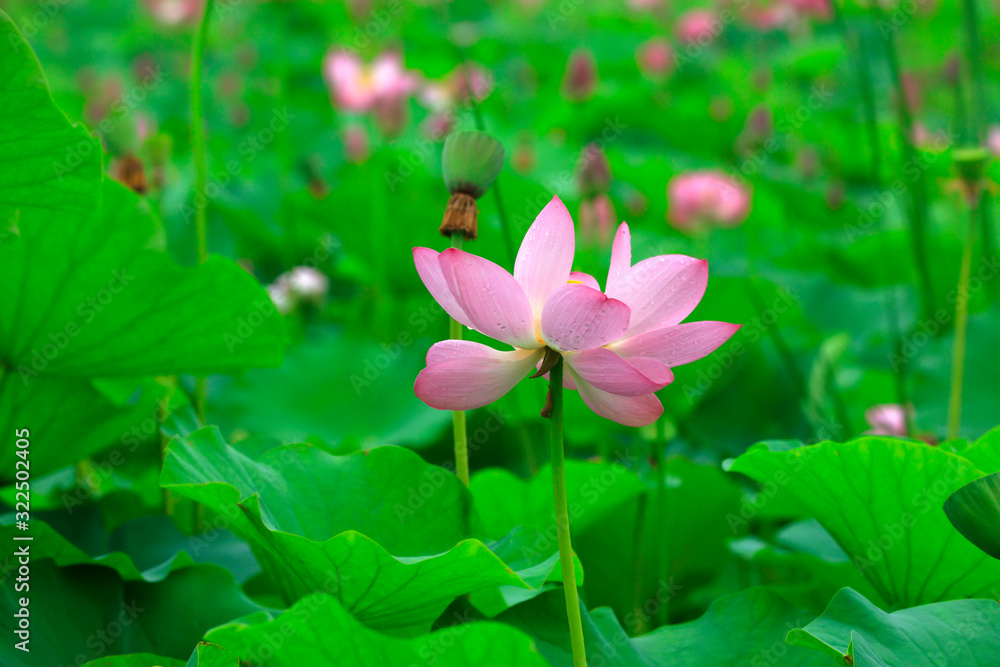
[438,248,541,349]
[606,255,708,337]
[569,271,600,291]
[606,223,632,292]
[513,196,576,316]
[540,284,631,352]
[565,348,673,396]
[611,321,741,367]
[413,247,472,327]
[427,339,504,365]
[415,345,544,411]
[568,367,664,426]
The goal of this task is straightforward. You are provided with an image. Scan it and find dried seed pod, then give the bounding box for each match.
[439,192,479,240]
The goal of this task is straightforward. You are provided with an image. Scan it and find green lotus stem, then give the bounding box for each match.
[549,359,587,667]
[960,0,985,141]
[449,234,470,486]
[958,0,998,299]
[947,204,977,441]
[190,0,215,423]
[652,418,670,626]
[873,4,936,321]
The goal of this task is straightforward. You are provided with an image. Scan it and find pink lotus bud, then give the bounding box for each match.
[562,49,597,102]
[421,112,454,142]
[342,124,370,164]
[825,181,845,210]
[577,143,612,196]
[578,193,617,244]
[796,146,820,181]
[901,72,922,113]
[786,0,831,21]
[988,126,1000,158]
[676,10,721,46]
[287,267,329,304]
[512,134,536,174]
[636,39,675,80]
[942,54,961,86]
[143,0,203,27]
[452,63,494,104]
[668,171,751,232]
[629,0,666,9]
[864,404,909,437]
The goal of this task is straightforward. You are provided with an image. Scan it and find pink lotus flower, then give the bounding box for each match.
[637,39,675,80]
[676,9,721,45]
[864,404,908,437]
[143,0,203,26]
[413,197,740,426]
[668,171,751,233]
[322,50,417,113]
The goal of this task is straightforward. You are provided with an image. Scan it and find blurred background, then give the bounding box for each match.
[4,0,998,626]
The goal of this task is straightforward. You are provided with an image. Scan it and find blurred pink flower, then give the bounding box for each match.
[579,193,617,245]
[421,63,494,112]
[864,404,908,437]
[676,9,721,45]
[323,49,417,113]
[143,0,203,26]
[668,171,751,232]
[562,49,598,102]
[413,197,740,426]
[988,126,1000,157]
[785,0,831,20]
[342,124,370,164]
[637,38,675,80]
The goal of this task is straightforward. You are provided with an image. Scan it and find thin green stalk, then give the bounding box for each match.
[652,418,670,627]
[449,234,470,485]
[947,203,977,440]
[873,5,936,320]
[549,359,587,667]
[190,0,215,422]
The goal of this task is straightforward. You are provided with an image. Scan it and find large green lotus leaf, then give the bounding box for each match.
[0,180,283,378]
[162,428,571,634]
[729,519,886,611]
[499,587,825,666]
[472,457,743,626]
[470,459,646,540]
[0,515,196,582]
[208,328,448,449]
[161,426,475,555]
[729,437,1000,606]
[956,426,1000,474]
[76,642,233,666]
[786,588,1000,664]
[0,10,102,222]
[944,471,1000,561]
[0,559,264,667]
[205,593,549,666]
[82,656,185,667]
[0,375,162,481]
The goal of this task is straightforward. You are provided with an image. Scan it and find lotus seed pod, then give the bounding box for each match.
[441,130,505,199]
